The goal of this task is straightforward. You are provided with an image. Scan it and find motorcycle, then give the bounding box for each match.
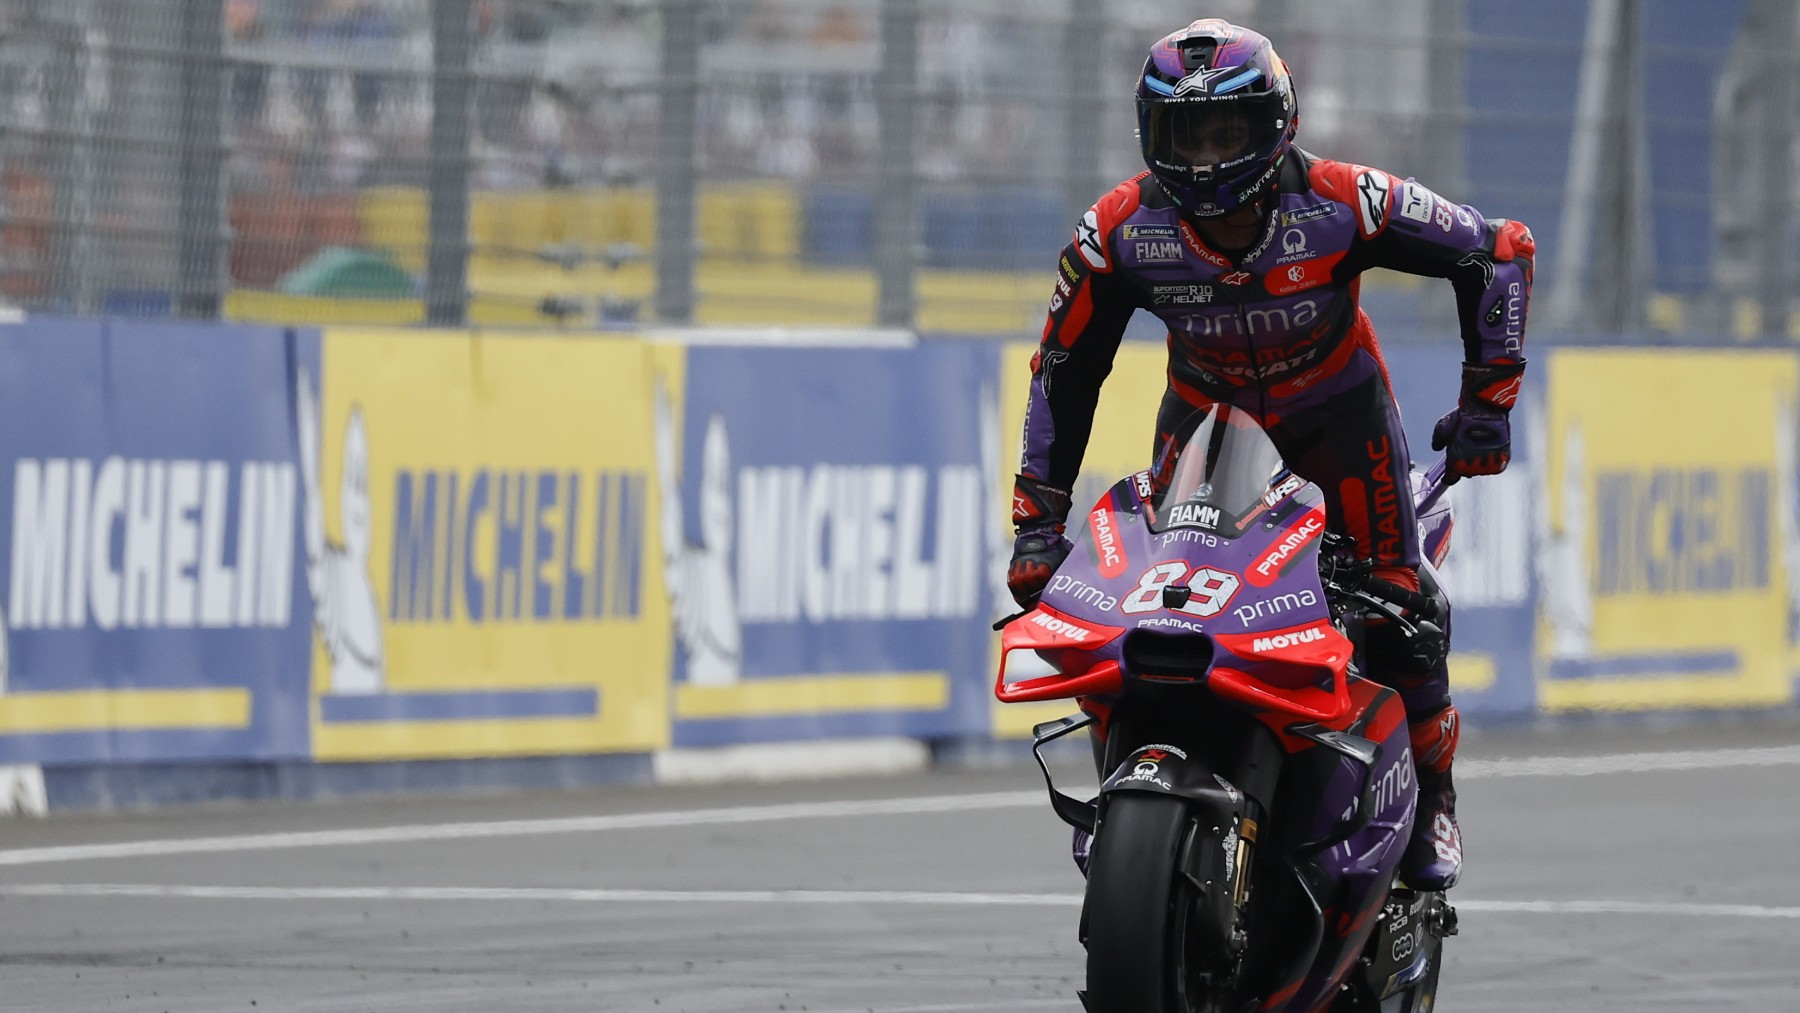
[995,404,1459,1013]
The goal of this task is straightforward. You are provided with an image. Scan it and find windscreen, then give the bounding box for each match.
[1149,405,1292,535]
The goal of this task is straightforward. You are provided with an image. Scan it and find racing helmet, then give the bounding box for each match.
[1136,19,1298,219]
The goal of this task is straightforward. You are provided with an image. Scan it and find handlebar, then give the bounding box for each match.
[1359,573,1442,624]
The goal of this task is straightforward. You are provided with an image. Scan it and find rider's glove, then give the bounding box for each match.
[1007,474,1073,607]
[1432,360,1526,480]
[1008,528,1072,607]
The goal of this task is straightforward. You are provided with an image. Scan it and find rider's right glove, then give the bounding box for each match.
[1007,474,1073,607]
[1432,359,1526,480]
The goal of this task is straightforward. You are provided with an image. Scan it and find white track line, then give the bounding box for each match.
[1454,899,1800,920]
[810,1004,1070,1013]
[0,791,1042,866]
[0,884,1082,906]
[1,746,1795,867]
[4,884,1798,921]
[1459,745,1800,779]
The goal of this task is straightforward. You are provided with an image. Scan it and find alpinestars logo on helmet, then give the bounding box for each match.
[1172,65,1249,98]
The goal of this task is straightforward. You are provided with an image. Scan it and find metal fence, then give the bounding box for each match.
[1,0,1795,338]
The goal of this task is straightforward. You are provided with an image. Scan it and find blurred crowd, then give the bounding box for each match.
[213,0,1075,194]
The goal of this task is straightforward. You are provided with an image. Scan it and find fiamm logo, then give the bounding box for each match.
[1595,468,1770,595]
[389,469,647,623]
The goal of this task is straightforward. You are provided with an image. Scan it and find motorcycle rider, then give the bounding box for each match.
[1005,18,1534,891]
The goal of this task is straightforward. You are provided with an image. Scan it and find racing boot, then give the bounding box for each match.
[1401,703,1463,890]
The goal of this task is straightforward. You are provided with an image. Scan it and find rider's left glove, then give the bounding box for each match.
[1432,360,1526,480]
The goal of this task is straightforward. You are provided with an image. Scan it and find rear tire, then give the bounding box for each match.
[1082,794,1189,1012]
[1409,933,1445,1013]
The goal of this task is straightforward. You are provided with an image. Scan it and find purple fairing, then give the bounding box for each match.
[1412,462,1455,569]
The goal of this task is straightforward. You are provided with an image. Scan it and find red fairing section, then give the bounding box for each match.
[1247,506,1326,587]
[1086,504,1130,578]
[994,604,1126,703]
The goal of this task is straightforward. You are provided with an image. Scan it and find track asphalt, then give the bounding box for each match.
[1,716,1797,1011]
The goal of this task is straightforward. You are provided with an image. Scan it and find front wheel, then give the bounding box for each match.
[1084,794,1185,1011]
[1083,794,1238,1012]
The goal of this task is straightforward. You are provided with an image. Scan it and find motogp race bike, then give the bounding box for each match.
[995,405,1459,1013]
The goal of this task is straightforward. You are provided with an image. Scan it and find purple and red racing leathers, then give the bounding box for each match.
[1013,150,1535,716]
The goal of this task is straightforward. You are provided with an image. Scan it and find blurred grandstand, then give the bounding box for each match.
[0,0,1794,339]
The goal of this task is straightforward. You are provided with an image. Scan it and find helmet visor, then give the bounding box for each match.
[1143,95,1286,177]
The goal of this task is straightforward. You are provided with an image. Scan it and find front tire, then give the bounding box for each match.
[1082,793,1190,1012]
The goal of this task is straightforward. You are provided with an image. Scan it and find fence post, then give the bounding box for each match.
[1063,0,1106,224]
[1421,0,1466,197]
[45,4,96,314]
[427,0,475,328]
[176,0,227,319]
[1592,0,1650,333]
[1753,0,1798,337]
[875,0,919,330]
[654,0,699,325]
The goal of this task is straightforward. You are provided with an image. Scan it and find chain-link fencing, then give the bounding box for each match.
[0,0,1793,338]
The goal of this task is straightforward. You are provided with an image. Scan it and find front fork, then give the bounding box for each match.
[1030,703,1283,956]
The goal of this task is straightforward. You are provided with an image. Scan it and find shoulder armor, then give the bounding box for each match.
[1306,158,1402,240]
[1074,174,1150,273]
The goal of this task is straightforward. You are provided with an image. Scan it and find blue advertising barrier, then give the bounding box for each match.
[0,316,1788,812]
[664,342,1004,746]
[0,318,318,765]
[1382,339,1540,718]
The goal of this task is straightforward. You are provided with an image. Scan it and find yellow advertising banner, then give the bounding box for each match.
[305,327,679,760]
[991,339,1170,738]
[1539,349,1794,711]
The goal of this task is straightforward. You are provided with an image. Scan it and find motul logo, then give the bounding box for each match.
[1252,627,1325,651]
[1089,507,1126,578]
[1030,611,1091,641]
